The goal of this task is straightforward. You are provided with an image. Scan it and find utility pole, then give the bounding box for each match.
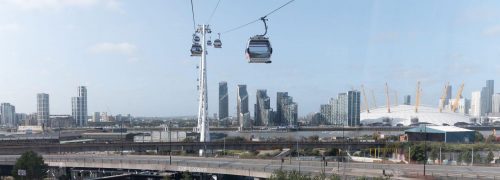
[439,146,441,165]
[471,147,474,166]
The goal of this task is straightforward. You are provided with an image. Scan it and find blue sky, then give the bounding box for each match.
[0,0,499,117]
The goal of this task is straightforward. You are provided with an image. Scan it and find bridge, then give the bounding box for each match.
[0,154,499,179]
[0,141,385,155]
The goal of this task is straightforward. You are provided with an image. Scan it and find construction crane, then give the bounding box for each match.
[371,89,377,108]
[415,81,421,113]
[385,83,390,113]
[439,82,449,113]
[452,83,465,112]
[361,85,369,113]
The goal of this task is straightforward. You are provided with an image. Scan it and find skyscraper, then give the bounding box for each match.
[237,85,250,129]
[330,98,339,125]
[404,95,411,105]
[37,93,50,127]
[218,81,229,126]
[481,87,489,116]
[347,91,361,126]
[255,89,272,126]
[320,104,332,125]
[486,80,494,114]
[1,103,16,128]
[284,102,298,126]
[336,93,348,126]
[276,92,288,125]
[492,93,500,114]
[471,91,481,117]
[445,85,452,106]
[93,112,101,122]
[72,86,88,127]
[276,92,298,126]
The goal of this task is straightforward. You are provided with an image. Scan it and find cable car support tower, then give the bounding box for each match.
[195,25,211,156]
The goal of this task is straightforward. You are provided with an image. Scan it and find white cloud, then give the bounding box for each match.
[0,23,21,33]
[482,25,500,36]
[89,42,138,61]
[1,0,122,11]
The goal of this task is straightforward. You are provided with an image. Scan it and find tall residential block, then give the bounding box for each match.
[404,95,411,105]
[347,91,361,126]
[72,86,88,127]
[445,85,452,106]
[93,112,101,122]
[276,92,298,126]
[255,89,273,126]
[276,92,288,125]
[493,93,500,114]
[37,93,50,127]
[320,104,332,125]
[218,81,229,126]
[486,80,494,114]
[471,91,482,117]
[237,85,250,129]
[480,87,489,116]
[0,103,16,128]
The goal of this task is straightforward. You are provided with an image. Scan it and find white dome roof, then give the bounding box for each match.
[361,105,470,126]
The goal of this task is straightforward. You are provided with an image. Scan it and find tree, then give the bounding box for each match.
[486,151,495,164]
[329,174,341,180]
[461,151,472,164]
[12,151,48,180]
[269,169,287,180]
[475,131,484,143]
[473,151,482,164]
[430,148,438,161]
[410,144,426,163]
[486,135,497,143]
[181,171,192,180]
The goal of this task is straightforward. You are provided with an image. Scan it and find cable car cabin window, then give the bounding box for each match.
[247,41,272,58]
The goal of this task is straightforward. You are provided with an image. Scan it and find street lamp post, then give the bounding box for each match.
[420,125,427,176]
[169,122,172,165]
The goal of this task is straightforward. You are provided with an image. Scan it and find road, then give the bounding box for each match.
[1,154,499,179]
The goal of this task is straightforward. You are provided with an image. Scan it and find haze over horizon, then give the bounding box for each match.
[0,0,499,117]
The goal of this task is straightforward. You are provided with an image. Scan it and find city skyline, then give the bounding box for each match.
[0,1,500,116]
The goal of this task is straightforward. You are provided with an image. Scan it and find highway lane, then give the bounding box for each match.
[1,154,499,179]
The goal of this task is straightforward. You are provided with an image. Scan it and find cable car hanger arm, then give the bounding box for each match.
[260,16,268,36]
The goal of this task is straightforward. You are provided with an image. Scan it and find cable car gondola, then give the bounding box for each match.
[246,17,272,63]
[246,35,272,63]
[214,39,222,48]
[193,34,200,43]
[190,43,202,56]
[207,40,212,46]
[214,33,222,48]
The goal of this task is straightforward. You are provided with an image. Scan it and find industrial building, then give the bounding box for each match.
[404,125,475,143]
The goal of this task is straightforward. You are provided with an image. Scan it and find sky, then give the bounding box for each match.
[0,0,500,117]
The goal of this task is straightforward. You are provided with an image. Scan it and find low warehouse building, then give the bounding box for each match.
[405,126,475,143]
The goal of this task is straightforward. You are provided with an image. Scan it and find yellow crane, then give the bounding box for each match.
[361,85,370,113]
[385,83,390,113]
[439,82,449,113]
[452,83,465,112]
[415,81,421,113]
